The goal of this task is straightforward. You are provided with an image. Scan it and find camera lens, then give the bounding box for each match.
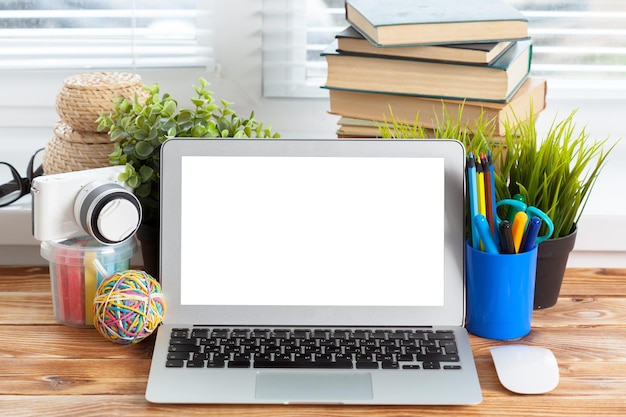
[75,181,142,244]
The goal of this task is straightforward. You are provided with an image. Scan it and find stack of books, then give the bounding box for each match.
[323,0,547,138]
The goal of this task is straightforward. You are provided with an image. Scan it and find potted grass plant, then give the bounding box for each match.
[97,77,280,277]
[377,104,498,156]
[493,109,617,309]
[378,104,618,310]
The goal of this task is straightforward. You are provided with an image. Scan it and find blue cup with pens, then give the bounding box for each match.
[465,153,553,339]
[465,240,538,340]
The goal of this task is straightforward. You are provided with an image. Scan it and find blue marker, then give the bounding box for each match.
[474,214,499,254]
[467,153,480,249]
[487,152,498,248]
[520,216,542,253]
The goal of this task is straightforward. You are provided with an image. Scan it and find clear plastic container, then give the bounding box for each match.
[41,236,137,327]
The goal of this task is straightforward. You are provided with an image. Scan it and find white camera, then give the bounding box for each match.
[32,166,142,244]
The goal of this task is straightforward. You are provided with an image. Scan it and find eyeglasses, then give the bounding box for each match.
[0,149,45,207]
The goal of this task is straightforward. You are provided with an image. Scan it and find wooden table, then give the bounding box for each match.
[1,267,625,416]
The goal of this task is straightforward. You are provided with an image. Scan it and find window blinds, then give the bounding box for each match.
[262,0,626,98]
[509,0,626,91]
[263,0,344,98]
[0,0,214,70]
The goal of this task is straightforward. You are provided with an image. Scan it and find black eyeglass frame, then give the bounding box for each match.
[0,148,45,208]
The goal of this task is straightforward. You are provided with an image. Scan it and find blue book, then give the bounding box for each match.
[322,39,532,103]
[345,0,529,47]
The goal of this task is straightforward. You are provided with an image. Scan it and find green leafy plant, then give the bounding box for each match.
[493,110,617,238]
[97,77,280,226]
[377,103,498,157]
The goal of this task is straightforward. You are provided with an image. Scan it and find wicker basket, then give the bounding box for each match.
[52,121,111,144]
[56,72,148,132]
[43,122,115,175]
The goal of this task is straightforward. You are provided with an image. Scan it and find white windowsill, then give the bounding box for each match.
[1,83,625,268]
[2,186,626,267]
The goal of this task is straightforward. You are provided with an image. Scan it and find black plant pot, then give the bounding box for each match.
[136,223,160,281]
[534,227,577,310]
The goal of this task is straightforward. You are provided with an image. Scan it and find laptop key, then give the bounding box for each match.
[169,337,194,345]
[207,358,225,368]
[356,361,379,369]
[293,330,309,338]
[168,344,200,353]
[440,340,458,354]
[166,359,185,368]
[429,332,455,340]
[211,329,229,338]
[423,361,441,370]
[253,360,300,368]
[171,329,189,338]
[417,354,459,362]
[187,359,205,368]
[191,329,209,338]
[253,359,353,369]
[381,360,399,369]
[313,359,353,369]
[227,360,250,368]
[167,352,189,360]
[425,346,442,354]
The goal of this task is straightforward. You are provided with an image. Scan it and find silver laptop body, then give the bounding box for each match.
[146,138,482,405]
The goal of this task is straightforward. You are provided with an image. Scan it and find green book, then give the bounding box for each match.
[345,0,529,46]
[322,39,532,102]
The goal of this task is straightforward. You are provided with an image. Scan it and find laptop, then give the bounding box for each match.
[145,138,482,405]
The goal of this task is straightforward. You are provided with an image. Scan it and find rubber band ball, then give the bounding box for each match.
[93,270,166,344]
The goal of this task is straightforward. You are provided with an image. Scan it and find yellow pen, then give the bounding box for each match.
[511,211,529,253]
[476,156,486,217]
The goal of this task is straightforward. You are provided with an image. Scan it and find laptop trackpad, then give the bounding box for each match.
[255,372,373,402]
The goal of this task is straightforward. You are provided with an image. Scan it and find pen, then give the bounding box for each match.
[511,211,529,253]
[520,216,542,253]
[467,153,480,249]
[486,153,497,237]
[474,214,499,254]
[476,155,486,218]
[499,220,515,254]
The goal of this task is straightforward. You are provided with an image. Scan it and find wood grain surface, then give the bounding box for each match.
[1,266,625,416]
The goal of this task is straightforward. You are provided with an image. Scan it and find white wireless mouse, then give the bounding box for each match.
[490,345,559,394]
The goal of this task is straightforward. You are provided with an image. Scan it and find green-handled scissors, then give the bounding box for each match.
[495,199,554,244]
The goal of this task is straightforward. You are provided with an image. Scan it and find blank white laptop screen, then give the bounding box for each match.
[179,155,444,307]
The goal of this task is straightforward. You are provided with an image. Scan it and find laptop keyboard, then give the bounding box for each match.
[165,327,461,370]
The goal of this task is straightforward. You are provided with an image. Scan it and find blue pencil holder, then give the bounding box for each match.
[465,240,537,340]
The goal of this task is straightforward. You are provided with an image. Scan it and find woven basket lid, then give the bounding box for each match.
[62,72,143,91]
[56,72,147,132]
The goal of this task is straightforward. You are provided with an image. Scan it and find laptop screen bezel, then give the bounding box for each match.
[159,138,466,327]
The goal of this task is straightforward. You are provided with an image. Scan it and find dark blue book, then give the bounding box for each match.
[336,26,517,65]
